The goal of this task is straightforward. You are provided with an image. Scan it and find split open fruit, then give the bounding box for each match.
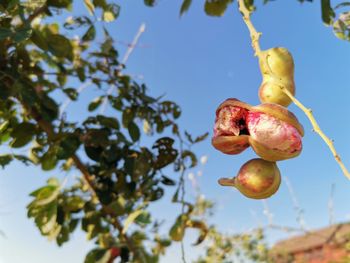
[212,98,304,161]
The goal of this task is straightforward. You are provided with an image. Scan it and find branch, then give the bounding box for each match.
[281,88,350,179]
[238,0,262,57]
[284,177,307,231]
[99,23,146,114]
[237,0,350,180]
[23,103,139,257]
[28,5,48,23]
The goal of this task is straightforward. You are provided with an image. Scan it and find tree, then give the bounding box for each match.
[0,1,209,262]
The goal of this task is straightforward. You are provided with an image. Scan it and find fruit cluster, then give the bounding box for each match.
[213,47,303,199]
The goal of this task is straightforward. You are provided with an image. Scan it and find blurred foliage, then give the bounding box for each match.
[0,0,209,261]
[178,0,350,41]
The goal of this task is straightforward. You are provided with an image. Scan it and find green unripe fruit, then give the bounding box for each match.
[259,79,295,107]
[259,47,294,77]
[258,47,296,107]
[169,215,187,241]
[218,158,281,199]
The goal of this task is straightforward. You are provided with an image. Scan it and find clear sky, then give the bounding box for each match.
[1,1,350,263]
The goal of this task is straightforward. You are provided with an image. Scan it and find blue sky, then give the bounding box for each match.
[1,1,350,262]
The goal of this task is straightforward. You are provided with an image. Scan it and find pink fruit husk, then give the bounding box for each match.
[214,106,248,137]
[246,111,302,155]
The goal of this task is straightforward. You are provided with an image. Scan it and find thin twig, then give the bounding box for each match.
[60,81,91,117]
[100,23,146,114]
[328,183,335,225]
[121,23,146,66]
[282,88,350,180]
[237,0,350,180]
[179,138,188,263]
[262,200,273,226]
[284,177,307,231]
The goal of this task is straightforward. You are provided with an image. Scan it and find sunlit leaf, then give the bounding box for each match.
[122,209,144,234]
[180,0,192,16]
[321,0,335,25]
[204,0,233,17]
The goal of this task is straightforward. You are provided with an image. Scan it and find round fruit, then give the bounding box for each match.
[218,158,281,199]
[258,79,295,107]
[259,47,294,77]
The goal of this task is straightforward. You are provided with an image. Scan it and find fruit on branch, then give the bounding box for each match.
[247,103,304,161]
[212,98,304,161]
[258,47,295,107]
[169,215,187,241]
[218,158,281,199]
[212,98,251,155]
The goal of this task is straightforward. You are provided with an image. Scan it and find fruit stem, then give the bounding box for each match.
[237,0,350,180]
[281,87,350,179]
[237,0,262,58]
[218,177,236,187]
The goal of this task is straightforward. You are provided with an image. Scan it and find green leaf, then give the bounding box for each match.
[204,0,233,17]
[85,249,111,263]
[0,28,13,40]
[180,0,192,16]
[30,29,49,50]
[88,97,103,111]
[41,149,58,171]
[102,4,120,22]
[34,186,60,207]
[194,132,209,143]
[169,215,187,241]
[106,197,126,216]
[47,34,73,60]
[47,0,72,8]
[13,26,32,43]
[122,108,135,127]
[96,115,119,129]
[135,211,151,226]
[10,122,36,148]
[63,88,78,100]
[39,202,58,234]
[161,175,176,186]
[122,209,144,234]
[321,0,335,25]
[65,196,85,212]
[82,25,96,42]
[0,154,13,168]
[93,0,107,8]
[243,0,255,12]
[57,135,80,159]
[128,122,140,142]
[144,0,156,7]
